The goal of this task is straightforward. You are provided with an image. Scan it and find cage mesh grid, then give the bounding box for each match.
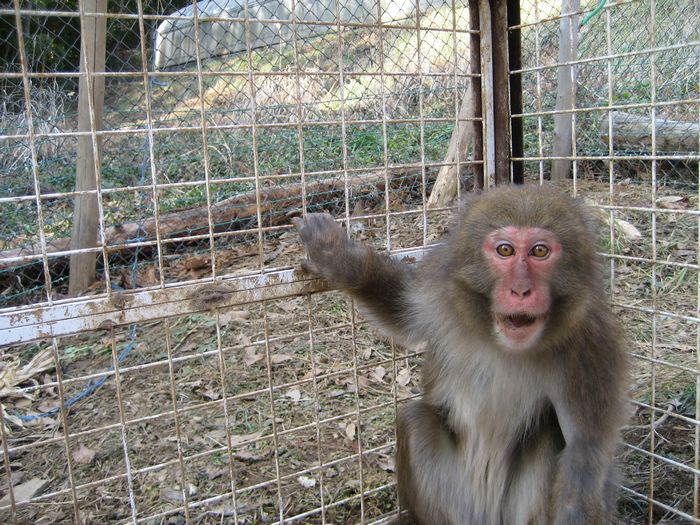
[0,0,699,523]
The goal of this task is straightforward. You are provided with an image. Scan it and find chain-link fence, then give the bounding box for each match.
[1,0,698,523]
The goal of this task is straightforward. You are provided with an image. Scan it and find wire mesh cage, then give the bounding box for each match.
[0,0,698,523]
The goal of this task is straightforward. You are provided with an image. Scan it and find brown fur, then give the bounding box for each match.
[294,185,628,525]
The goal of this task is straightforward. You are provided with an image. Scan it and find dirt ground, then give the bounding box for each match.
[1,173,698,524]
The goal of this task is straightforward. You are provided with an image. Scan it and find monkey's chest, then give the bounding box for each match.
[450,378,546,458]
[428,351,554,522]
[433,352,546,442]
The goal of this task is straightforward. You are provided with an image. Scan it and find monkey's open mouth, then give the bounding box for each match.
[503,314,538,328]
[494,313,546,349]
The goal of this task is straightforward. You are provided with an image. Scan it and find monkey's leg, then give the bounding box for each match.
[502,426,560,525]
[396,400,467,525]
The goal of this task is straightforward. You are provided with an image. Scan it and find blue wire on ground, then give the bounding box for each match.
[14,325,137,422]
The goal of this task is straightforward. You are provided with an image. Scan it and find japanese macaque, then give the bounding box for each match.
[293,185,628,525]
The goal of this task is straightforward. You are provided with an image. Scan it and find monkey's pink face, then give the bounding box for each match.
[483,226,562,351]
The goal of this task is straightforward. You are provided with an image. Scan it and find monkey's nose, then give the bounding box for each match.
[510,287,532,298]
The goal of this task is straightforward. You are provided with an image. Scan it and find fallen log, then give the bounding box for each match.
[601,111,699,153]
[0,171,394,269]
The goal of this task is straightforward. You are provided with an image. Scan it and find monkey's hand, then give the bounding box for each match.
[293,213,414,338]
[292,213,368,290]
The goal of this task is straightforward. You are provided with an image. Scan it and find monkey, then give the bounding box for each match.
[293,184,628,525]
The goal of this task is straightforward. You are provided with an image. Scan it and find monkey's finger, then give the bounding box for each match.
[292,213,332,234]
[292,216,317,246]
[300,259,321,276]
[291,216,305,231]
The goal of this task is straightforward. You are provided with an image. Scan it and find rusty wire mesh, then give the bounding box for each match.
[0,0,699,523]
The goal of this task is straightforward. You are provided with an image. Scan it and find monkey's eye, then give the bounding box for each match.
[496,243,515,257]
[530,244,549,258]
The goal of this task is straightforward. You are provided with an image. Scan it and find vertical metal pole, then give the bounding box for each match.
[469,0,484,189]
[508,0,524,184]
[478,0,496,189]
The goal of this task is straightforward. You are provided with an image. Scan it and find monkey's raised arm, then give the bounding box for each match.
[293,213,415,340]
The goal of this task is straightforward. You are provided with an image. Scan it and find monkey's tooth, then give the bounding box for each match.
[506,314,537,328]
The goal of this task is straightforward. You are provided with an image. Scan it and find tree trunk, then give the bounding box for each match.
[427,86,476,208]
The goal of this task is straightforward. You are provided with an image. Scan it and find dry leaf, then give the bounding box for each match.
[218,310,250,326]
[160,488,185,503]
[344,376,369,393]
[276,300,301,313]
[270,354,293,365]
[594,207,643,241]
[230,430,265,447]
[37,400,60,413]
[160,484,196,503]
[263,242,289,264]
[243,347,263,366]
[286,388,302,402]
[396,369,411,387]
[376,454,396,472]
[297,475,317,488]
[183,256,211,270]
[203,387,221,401]
[344,422,357,441]
[26,415,56,428]
[72,444,96,465]
[206,429,227,442]
[656,196,688,209]
[0,478,49,505]
[372,366,386,382]
[141,266,159,286]
[234,449,268,462]
[206,465,229,480]
[615,219,642,240]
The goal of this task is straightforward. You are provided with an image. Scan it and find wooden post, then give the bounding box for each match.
[69,0,107,295]
[491,0,511,185]
[551,0,580,180]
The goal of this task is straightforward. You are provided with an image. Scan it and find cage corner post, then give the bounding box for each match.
[477,0,522,188]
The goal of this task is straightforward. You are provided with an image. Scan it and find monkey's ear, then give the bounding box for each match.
[451,190,485,230]
[575,197,606,242]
